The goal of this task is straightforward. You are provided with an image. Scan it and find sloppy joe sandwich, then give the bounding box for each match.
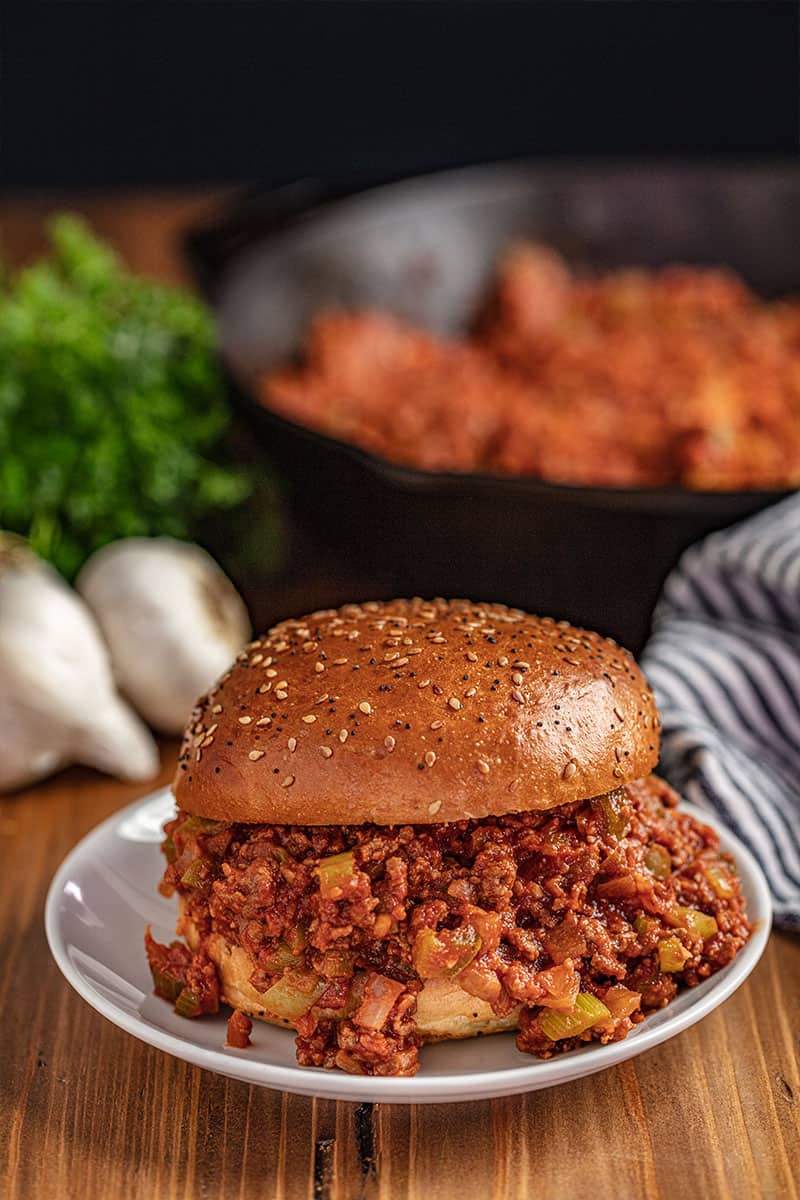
[146,599,751,1076]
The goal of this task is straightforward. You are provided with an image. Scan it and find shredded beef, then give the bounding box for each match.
[146,775,751,1075]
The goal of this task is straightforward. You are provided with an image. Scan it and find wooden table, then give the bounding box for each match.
[1,195,799,1199]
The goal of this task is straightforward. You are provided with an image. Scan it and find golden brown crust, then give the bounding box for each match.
[182,913,520,1042]
[173,598,660,825]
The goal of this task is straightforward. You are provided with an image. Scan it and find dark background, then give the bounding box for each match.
[2,1,798,188]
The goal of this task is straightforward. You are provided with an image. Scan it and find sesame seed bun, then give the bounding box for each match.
[182,908,521,1042]
[173,598,660,825]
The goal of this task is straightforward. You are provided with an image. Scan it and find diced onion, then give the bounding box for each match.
[353,974,405,1030]
[412,926,481,979]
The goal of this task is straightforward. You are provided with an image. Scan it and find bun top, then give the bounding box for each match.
[173,598,660,825]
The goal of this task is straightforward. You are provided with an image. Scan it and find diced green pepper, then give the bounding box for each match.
[285,922,308,955]
[176,815,227,838]
[667,906,718,940]
[704,864,735,899]
[174,987,202,1018]
[161,834,177,865]
[263,975,325,1021]
[316,851,357,899]
[262,942,299,974]
[593,789,631,840]
[540,992,611,1041]
[319,948,355,978]
[658,936,692,973]
[644,845,672,879]
[150,966,184,1003]
[180,857,210,888]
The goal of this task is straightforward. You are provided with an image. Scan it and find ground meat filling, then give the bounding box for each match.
[146,775,751,1076]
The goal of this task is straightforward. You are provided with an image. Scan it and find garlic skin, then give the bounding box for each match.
[77,538,251,734]
[0,537,160,792]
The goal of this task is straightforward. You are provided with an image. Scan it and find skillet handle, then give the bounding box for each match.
[184,178,343,296]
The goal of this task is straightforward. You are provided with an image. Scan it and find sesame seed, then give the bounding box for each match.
[265,669,278,677]
[256,717,271,727]
[614,707,625,723]
[333,657,349,666]
[275,681,288,690]
[248,750,265,761]
[428,800,442,815]
[477,760,491,775]
[238,716,253,725]
[206,723,218,735]
[448,697,462,711]
[251,654,264,665]
[274,641,288,652]
[613,766,625,778]
[432,636,446,644]
[384,735,396,751]
[424,751,437,767]
[201,735,214,748]
[258,684,271,694]
[359,701,372,714]
[563,761,577,780]
[394,656,409,667]
[465,687,477,698]
[275,690,288,701]
[511,689,525,704]
[302,641,318,653]
[280,775,295,788]
[418,679,431,689]
[302,714,317,724]
[564,657,581,666]
[320,746,333,758]
[315,662,325,673]
[498,656,509,667]
[288,737,297,752]
[430,720,444,730]
[512,672,523,686]
[384,652,399,662]
[315,694,329,705]
[211,704,223,714]
[466,651,478,662]
[339,729,349,743]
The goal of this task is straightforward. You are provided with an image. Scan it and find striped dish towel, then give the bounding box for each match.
[642,493,800,931]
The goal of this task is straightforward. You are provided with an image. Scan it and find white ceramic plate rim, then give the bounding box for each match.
[45,788,772,1103]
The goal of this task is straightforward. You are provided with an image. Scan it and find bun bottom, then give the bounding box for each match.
[181,910,520,1043]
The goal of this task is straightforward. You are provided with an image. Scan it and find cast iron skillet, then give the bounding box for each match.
[186,161,796,651]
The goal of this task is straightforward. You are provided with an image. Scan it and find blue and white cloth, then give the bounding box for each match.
[642,494,800,931]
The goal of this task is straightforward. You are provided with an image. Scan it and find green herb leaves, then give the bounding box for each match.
[0,215,250,577]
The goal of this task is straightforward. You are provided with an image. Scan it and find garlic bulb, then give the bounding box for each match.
[77,538,251,734]
[0,535,160,792]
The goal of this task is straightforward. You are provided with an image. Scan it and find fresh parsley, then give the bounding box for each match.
[0,214,251,577]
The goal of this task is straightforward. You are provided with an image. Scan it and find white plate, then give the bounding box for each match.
[45,787,771,1104]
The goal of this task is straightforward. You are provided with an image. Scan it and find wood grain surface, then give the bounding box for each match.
[0,195,798,1200]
